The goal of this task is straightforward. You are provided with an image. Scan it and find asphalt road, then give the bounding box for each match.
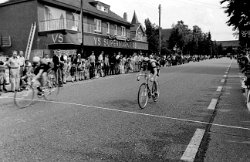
[0,58,249,162]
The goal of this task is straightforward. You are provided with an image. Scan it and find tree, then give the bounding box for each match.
[168,21,190,52]
[144,18,159,53]
[221,0,250,47]
[221,0,250,30]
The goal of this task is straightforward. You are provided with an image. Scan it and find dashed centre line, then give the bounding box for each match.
[216,86,223,92]
[181,129,205,162]
[207,99,218,110]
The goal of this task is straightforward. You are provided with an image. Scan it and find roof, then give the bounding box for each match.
[131,11,140,24]
[0,0,131,26]
[216,40,240,47]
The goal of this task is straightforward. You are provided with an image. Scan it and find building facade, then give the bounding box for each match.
[0,0,148,58]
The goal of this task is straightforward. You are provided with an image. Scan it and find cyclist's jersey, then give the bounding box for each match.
[33,63,50,75]
[141,59,160,75]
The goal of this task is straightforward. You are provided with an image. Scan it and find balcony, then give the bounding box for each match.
[38,20,147,43]
[39,19,79,34]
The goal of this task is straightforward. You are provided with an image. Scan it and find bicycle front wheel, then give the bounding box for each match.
[138,83,149,109]
[14,85,35,108]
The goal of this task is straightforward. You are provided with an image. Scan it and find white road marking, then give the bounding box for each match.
[1,96,249,131]
[216,86,223,92]
[223,75,227,78]
[181,129,205,162]
[221,79,225,83]
[207,99,218,110]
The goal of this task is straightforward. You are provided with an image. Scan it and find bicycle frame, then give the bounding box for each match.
[137,73,153,96]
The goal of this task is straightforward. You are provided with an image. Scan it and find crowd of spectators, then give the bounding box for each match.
[0,49,212,95]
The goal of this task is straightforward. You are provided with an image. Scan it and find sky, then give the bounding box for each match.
[101,0,236,41]
[0,0,236,41]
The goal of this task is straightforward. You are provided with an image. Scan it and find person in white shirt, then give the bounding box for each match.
[7,50,20,92]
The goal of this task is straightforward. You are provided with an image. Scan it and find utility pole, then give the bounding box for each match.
[80,0,84,57]
[158,4,161,56]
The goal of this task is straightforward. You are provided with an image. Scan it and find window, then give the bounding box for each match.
[107,22,110,34]
[94,19,102,32]
[121,26,126,36]
[114,25,117,35]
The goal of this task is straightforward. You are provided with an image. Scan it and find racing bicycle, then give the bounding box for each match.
[14,70,61,108]
[137,73,159,109]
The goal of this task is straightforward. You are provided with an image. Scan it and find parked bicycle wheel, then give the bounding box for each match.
[43,75,60,101]
[14,84,35,108]
[152,81,159,102]
[138,83,149,109]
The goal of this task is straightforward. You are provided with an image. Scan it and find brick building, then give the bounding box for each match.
[0,0,148,58]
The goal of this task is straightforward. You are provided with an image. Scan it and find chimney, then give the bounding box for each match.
[123,12,127,21]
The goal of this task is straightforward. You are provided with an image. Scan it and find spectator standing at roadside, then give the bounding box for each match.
[7,50,20,92]
[104,54,110,76]
[97,51,104,77]
[89,51,96,79]
[109,53,116,75]
[52,50,63,86]
[115,52,121,74]
[70,54,77,82]
[18,51,25,78]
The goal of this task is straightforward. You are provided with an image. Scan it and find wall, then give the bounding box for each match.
[0,0,38,56]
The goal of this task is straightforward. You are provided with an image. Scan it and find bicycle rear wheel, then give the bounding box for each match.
[138,83,149,109]
[14,85,35,108]
[152,81,159,102]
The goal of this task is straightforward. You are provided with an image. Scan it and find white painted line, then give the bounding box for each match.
[221,79,225,83]
[225,72,228,74]
[216,86,223,92]
[181,129,205,162]
[207,99,218,110]
[223,75,227,78]
[1,96,250,131]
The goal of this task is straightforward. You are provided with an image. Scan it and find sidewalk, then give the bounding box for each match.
[203,60,250,162]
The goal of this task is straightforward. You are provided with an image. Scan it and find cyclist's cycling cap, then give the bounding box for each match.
[32,56,40,63]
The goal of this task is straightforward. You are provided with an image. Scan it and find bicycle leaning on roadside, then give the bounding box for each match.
[14,70,61,108]
[137,72,159,109]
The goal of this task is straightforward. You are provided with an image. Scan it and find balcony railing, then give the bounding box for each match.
[38,19,147,42]
[39,19,79,32]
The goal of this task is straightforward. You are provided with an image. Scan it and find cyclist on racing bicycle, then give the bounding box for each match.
[137,54,160,95]
[31,56,50,96]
